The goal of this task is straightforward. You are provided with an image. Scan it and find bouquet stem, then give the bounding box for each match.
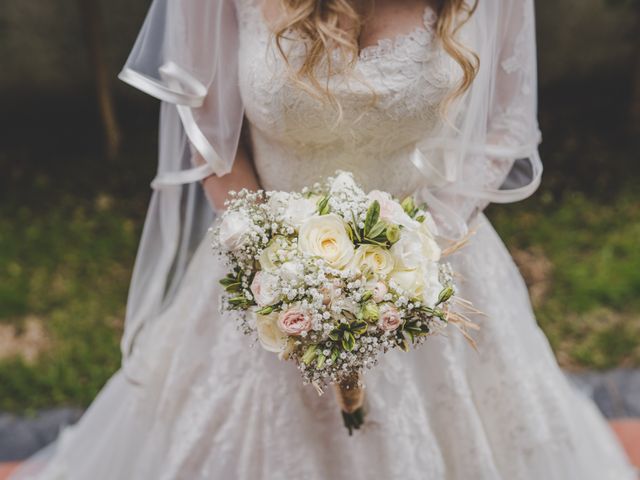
[333,373,366,435]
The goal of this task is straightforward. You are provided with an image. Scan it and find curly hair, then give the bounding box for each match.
[272,0,479,112]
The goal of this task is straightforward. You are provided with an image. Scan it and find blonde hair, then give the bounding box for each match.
[273,0,479,112]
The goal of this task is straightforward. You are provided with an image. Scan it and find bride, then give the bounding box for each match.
[12,0,636,478]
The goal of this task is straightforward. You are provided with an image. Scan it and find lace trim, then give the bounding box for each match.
[238,0,437,65]
[358,7,437,61]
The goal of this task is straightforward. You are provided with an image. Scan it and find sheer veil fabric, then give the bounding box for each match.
[117,0,542,382]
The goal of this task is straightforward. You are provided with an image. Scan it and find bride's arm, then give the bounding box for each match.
[193,121,260,211]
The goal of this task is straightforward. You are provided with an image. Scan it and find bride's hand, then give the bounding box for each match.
[193,127,260,212]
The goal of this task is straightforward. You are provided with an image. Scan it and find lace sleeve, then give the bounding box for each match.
[412,0,542,239]
[484,0,540,193]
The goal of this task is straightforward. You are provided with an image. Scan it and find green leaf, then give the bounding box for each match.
[362,237,388,247]
[342,310,357,322]
[345,223,355,242]
[229,296,248,306]
[256,306,274,315]
[350,211,362,242]
[317,195,331,215]
[350,320,368,335]
[364,201,380,235]
[302,345,318,364]
[220,276,238,287]
[329,331,340,342]
[386,225,401,243]
[401,196,415,215]
[222,283,242,293]
[331,349,339,363]
[316,354,326,369]
[367,221,386,239]
[342,331,356,351]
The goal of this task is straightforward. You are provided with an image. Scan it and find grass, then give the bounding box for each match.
[0,199,136,412]
[0,73,638,412]
[488,189,640,369]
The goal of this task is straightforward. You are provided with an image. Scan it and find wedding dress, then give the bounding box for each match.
[12,0,636,479]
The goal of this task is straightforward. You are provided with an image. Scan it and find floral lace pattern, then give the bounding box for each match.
[236,0,459,197]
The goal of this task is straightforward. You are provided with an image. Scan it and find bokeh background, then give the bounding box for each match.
[0,0,638,419]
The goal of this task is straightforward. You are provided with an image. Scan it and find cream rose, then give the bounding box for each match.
[217,211,252,251]
[298,214,355,269]
[250,271,280,307]
[350,244,395,277]
[255,312,288,353]
[277,308,312,336]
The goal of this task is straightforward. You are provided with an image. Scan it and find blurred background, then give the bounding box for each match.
[0,0,639,464]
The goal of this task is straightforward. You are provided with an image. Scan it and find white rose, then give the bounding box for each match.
[280,261,304,284]
[282,197,317,229]
[350,244,395,278]
[259,237,288,272]
[390,230,424,270]
[298,214,355,269]
[391,228,441,270]
[250,271,280,307]
[255,311,288,353]
[419,226,441,262]
[217,211,252,251]
[367,190,419,229]
[421,212,439,238]
[421,262,444,306]
[390,268,424,297]
[390,263,443,305]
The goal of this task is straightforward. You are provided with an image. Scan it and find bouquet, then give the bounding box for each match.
[211,172,477,434]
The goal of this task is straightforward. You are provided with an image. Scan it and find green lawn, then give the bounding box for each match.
[489,189,640,369]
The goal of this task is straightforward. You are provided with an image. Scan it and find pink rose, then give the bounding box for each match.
[278,308,312,336]
[372,281,388,303]
[379,304,402,331]
[250,271,279,307]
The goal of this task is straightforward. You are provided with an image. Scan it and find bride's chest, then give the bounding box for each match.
[235,0,460,151]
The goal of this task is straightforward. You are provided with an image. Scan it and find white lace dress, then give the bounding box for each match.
[12,2,636,479]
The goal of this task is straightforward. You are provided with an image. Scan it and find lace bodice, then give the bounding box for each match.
[236,0,460,196]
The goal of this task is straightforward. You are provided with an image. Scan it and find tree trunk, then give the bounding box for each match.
[77,0,122,160]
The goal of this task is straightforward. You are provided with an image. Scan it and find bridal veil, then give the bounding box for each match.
[118,0,542,382]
